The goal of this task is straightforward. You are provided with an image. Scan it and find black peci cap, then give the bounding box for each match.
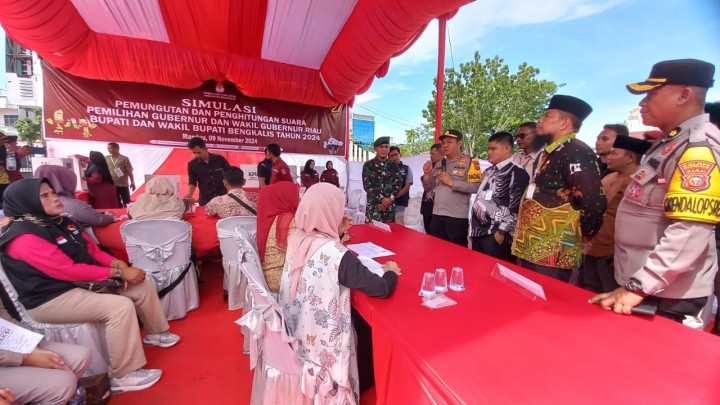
[613,136,652,156]
[547,95,593,122]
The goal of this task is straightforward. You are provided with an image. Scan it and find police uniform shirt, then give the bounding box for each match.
[421,153,482,219]
[615,113,720,299]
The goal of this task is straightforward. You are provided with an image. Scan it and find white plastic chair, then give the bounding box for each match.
[234,229,307,405]
[217,216,257,311]
[120,219,199,321]
[0,264,110,375]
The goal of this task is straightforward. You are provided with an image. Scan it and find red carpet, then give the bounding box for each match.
[110,261,377,404]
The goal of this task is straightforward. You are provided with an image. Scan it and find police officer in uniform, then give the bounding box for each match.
[362,137,403,223]
[591,59,720,329]
[421,129,482,246]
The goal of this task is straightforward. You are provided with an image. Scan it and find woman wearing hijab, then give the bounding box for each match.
[128,177,187,220]
[320,161,340,187]
[256,182,300,294]
[300,159,319,189]
[35,165,115,227]
[83,151,121,209]
[279,183,400,403]
[0,178,180,393]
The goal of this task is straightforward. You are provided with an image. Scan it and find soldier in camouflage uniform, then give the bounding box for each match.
[362,137,403,223]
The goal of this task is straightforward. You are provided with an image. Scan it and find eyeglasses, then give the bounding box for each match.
[515,133,529,139]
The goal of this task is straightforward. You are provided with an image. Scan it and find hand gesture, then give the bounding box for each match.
[435,171,453,187]
[589,287,644,315]
[339,215,353,235]
[120,266,146,288]
[382,261,401,274]
[22,348,69,370]
[423,160,433,175]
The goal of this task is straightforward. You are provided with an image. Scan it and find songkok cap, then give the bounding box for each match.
[613,136,651,156]
[439,129,463,141]
[373,136,391,147]
[627,59,715,94]
[547,95,593,122]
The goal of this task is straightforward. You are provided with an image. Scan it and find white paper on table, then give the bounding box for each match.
[371,220,391,232]
[347,242,395,259]
[496,264,547,300]
[357,256,385,277]
[0,318,43,354]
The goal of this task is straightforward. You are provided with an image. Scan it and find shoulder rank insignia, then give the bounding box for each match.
[668,127,681,139]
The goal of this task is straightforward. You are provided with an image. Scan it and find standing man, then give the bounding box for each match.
[106,142,136,207]
[421,129,482,246]
[470,132,529,262]
[581,136,650,293]
[594,124,629,178]
[512,95,606,282]
[183,136,230,206]
[420,143,442,234]
[388,146,413,225]
[591,59,720,329]
[265,143,294,184]
[257,156,273,188]
[362,137,402,223]
[512,122,544,179]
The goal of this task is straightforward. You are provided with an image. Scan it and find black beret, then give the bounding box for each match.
[627,59,715,94]
[613,136,651,156]
[547,95,593,122]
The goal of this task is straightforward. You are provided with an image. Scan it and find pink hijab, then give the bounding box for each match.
[287,182,345,300]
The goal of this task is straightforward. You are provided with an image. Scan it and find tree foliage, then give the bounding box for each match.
[422,53,560,159]
[399,126,435,157]
[14,107,43,144]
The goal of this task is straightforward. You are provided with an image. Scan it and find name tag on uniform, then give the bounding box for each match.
[114,167,124,177]
[484,190,493,200]
[525,184,536,200]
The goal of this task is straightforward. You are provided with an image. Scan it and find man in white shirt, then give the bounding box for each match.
[512,122,543,179]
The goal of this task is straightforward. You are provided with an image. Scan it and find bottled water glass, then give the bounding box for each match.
[449,267,465,291]
[434,268,448,293]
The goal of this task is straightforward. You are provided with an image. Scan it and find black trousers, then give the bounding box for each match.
[430,215,468,247]
[518,259,571,283]
[579,255,619,293]
[644,296,708,325]
[116,186,132,207]
[471,233,515,263]
[422,214,433,236]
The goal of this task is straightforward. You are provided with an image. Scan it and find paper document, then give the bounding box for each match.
[347,242,395,259]
[371,220,391,232]
[357,256,385,277]
[0,318,43,354]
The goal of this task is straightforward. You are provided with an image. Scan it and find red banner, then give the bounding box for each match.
[42,62,347,155]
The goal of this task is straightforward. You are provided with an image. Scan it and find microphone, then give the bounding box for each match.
[441,157,447,172]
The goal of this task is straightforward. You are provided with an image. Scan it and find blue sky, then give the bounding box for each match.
[354,0,720,147]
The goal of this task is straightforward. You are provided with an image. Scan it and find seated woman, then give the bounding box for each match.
[279,183,400,403]
[35,165,115,227]
[256,182,300,294]
[128,177,187,220]
[83,151,120,209]
[320,160,340,187]
[0,178,180,393]
[300,159,319,189]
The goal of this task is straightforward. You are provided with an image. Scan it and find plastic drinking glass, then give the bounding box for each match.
[449,267,465,291]
[434,268,448,293]
[419,272,436,297]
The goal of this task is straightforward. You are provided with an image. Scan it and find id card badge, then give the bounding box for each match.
[484,190,493,201]
[525,183,536,200]
[114,167,124,177]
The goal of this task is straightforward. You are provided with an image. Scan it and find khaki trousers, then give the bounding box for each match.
[0,341,90,405]
[29,278,169,378]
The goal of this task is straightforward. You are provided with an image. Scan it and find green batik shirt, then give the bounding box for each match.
[362,157,403,223]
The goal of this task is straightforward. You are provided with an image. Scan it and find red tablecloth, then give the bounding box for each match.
[349,224,720,404]
[75,191,90,203]
[93,207,220,262]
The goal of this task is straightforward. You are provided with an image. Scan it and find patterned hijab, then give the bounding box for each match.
[286,182,345,300]
[2,178,63,227]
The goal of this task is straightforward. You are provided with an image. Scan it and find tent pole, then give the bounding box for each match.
[435,15,447,143]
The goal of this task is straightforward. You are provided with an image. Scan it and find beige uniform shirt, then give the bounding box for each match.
[105,154,133,187]
[512,149,541,179]
[421,153,481,219]
[615,113,720,299]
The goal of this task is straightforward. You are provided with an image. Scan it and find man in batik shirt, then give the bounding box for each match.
[512,95,606,282]
[362,137,402,223]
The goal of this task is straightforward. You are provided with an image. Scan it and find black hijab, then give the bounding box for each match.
[85,151,114,183]
[2,178,63,227]
[303,159,317,176]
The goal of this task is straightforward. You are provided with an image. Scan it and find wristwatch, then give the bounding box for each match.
[625,278,645,296]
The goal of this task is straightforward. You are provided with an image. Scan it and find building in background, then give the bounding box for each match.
[1,30,43,136]
[351,113,375,147]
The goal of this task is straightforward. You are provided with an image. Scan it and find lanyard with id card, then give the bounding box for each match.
[110,157,124,177]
